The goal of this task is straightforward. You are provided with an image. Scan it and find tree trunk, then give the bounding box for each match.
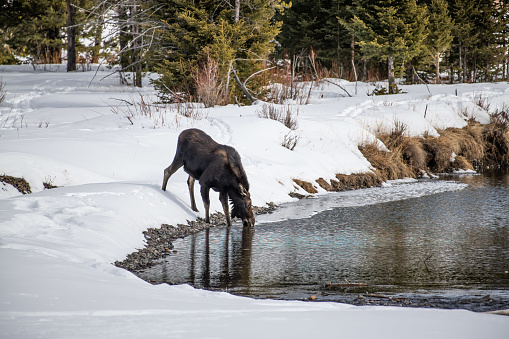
[131,3,142,87]
[387,55,395,94]
[363,59,367,82]
[350,35,357,83]
[506,56,509,81]
[459,44,463,83]
[91,19,103,64]
[435,52,440,84]
[232,67,255,103]
[234,0,240,23]
[118,5,129,70]
[66,0,76,71]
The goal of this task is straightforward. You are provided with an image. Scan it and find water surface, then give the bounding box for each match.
[138,172,509,311]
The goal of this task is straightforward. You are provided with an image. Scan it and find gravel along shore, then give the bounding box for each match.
[114,203,278,271]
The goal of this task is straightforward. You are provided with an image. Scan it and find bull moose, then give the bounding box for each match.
[162,128,255,227]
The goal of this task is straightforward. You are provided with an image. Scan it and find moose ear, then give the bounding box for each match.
[239,183,248,197]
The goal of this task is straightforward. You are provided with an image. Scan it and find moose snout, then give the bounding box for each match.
[242,215,255,228]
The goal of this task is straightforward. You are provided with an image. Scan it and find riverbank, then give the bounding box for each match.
[294,115,509,195]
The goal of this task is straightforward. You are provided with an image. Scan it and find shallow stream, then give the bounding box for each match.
[137,172,509,312]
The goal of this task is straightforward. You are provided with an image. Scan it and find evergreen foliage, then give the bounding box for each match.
[447,0,509,82]
[1,0,67,64]
[424,0,453,83]
[0,0,95,66]
[1,0,508,96]
[276,0,354,77]
[151,0,284,104]
[341,0,428,93]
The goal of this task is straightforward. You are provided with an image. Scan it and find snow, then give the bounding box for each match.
[1,65,508,338]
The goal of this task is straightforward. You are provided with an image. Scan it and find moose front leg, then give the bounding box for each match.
[187,176,199,212]
[200,185,211,224]
[219,192,232,227]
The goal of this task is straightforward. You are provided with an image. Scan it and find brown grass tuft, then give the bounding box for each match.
[0,175,31,194]
[358,141,414,181]
[438,126,484,167]
[453,156,474,171]
[316,177,333,191]
[293,179,318,194]
[327,173,382,191]
[401,137,428,174]
[422,135,454,172]
[316,173,382,192]
[257,104,299,130]
[483,107,509,168]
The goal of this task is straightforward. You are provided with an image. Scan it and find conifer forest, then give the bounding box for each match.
[1,0,508,103]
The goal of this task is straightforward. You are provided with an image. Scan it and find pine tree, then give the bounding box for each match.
[2,0,67,64]
[1,0,95,66]
[276,0,354,75]
[341,0,428,93]
[424,0,453,83]
[473,0,509,81]
[446,0,509,82]
[152,0,284,104]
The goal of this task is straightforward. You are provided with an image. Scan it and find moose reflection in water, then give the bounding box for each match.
[149,226,255,290]
[198,227,254,289]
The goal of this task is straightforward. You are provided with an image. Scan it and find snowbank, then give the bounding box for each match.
[1,66,508,338]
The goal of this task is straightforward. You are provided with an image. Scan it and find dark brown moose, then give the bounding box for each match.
[162,128,255,227]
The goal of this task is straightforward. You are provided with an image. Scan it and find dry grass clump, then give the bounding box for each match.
[358,142,414,181]
[330,173,382,191]
[314,173,382,193]
[192,57,225,107]
[483,107,509,168]
[452,156,474,171]
[316,177,333,191]
[281,131,300,151]
[293,179,318,194]
[293,173,381,196]
[360,117,499,177]
[316,173,381,192]
[360,121,418,180]
[438,123,484,168]
[257,103,299,130]
[401,137,428,172]
[110,93,204,128]
[0,175,31,194]
[421,135,454,172]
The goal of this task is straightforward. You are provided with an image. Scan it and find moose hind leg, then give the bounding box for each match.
[187,176,199,212]
[200,185,211,224]
[219,192,232,227]
[162,156,183,191]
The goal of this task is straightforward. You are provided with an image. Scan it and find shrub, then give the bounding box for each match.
[281,131,299,150]
[192,57,225,107]
[110,94,204,128]
[257,103,298,130]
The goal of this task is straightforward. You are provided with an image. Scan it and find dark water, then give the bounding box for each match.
[138,172,509,311]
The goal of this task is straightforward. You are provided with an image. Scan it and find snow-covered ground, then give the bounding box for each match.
[1,65,508,338]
